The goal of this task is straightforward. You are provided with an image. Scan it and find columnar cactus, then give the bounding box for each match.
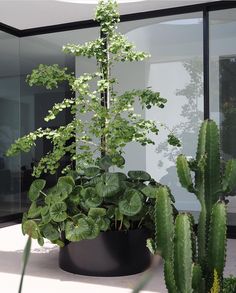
[149,120,235,292]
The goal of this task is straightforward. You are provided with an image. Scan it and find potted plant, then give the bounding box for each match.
[147,119,236,292]
[6,0,180,276]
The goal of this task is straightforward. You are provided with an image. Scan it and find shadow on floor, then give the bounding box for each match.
[0,248,165,292]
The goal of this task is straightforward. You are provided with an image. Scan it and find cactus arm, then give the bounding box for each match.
[174,214,193,293]
[222,159,236,194]
[155,186,175,260]
[204,120,221,214]
[192,264,204,293]
[177,155,195,193]
[207,202,227,289]
[164,260,177,293]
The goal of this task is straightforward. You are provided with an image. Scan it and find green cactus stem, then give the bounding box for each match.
[207,202,227,290]
[155,186,175,260]
[174,214,193,293]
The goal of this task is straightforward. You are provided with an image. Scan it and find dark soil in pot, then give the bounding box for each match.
[59,229,152,276]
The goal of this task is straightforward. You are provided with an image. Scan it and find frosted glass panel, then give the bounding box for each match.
[117,13,204,211]
[209,8,236,213]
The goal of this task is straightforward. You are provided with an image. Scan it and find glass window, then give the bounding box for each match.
[0,31,20,217]
[117,13,204,211]
[209,8,236,214]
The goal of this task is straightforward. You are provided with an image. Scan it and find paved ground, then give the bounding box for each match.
[0,224,235,293]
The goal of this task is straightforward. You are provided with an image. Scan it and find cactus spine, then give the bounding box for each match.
[150,120,234,293]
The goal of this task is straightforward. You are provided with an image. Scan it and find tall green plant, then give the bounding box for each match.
[5,0,180,247]
[148,119,236,292]
[6,0,179,178]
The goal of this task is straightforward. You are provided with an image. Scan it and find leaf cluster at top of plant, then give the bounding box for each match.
[6,0,180,178]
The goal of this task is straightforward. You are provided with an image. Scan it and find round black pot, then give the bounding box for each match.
[59,229,151,276]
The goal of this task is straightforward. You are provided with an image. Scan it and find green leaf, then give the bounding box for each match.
[119,189,142,216]
[28,179,46,201]
[98,155,113,170]
[84,166,101,177]
[42,223,60,241]
[41,207,51,224]
[68,186,81,205]
[128,170,151,181]
[81,187,102,208]
[49,202,67,222]
[22,220,39,239]
[111,154,125,167]
[57,176,74,199]
[141,185,158,198]
[88,208,106,218]
[65,217,99,241]
[27,202,42,218]
[96,173,122,197]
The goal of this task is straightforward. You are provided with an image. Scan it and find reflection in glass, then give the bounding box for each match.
[0,31,20,217]
[117,12,203,211]
[210,8,236,213]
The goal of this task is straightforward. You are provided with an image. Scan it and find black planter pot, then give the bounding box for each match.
[59,229,151,276]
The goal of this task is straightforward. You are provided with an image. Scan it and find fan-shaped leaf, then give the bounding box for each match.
[128,170,151,181]
[42,223,60,241]
[49,202,67,222]
[119,189,143,216]
[27,202,42,218]
[22,220,39,239]
[84,166,101,177]
[28,179,46,201]
[88,208,106,218]
[95,173,121,197]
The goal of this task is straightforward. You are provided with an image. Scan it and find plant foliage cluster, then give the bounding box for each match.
[7,0,179,245]
[6,0,179,178]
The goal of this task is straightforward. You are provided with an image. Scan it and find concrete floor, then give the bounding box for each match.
[0,225,235,293]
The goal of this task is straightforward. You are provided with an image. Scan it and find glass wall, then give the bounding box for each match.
[2,6,236,220]
[0,27,98,219]
[117,12,204,211]
[0,32,20,217]
[209,8,236,214]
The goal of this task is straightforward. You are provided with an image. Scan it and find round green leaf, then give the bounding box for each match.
[95,173,121,197]
[88,208,106,218]
[141,185,158,198]
[27,202,42,218]
[28,179,46,201]
[119,189,143,216]
[50,202,67,222]
[128,170,151,181]
[69,186,82,205]
[41,206,51,224]
[57,176,74,199]
[111,154,125,167]
[98,155,113,170]
[42,223,60,241]
[84,166,101,177]
[65,217,99,242]
[22,220,39,239]
[81,187,102,208]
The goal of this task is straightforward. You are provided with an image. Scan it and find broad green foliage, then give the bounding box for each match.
[6,0,180,178]
[147,120,233,293]
[22,157,161,245]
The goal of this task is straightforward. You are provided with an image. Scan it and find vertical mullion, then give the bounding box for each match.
[203,7,210,119]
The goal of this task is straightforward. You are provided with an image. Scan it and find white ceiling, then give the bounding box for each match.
[0,0,220,30]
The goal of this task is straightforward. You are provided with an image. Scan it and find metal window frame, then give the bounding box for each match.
[0,0,236,229]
